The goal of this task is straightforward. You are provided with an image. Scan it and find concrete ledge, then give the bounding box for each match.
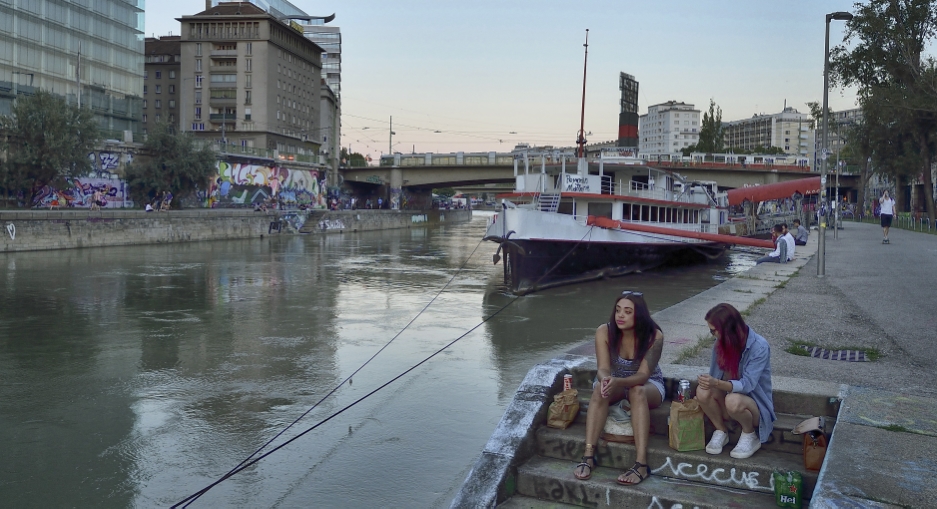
[450,355,592,509]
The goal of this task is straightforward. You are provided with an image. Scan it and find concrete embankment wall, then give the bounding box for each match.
[0,209,471,253]
[300,209,471,234]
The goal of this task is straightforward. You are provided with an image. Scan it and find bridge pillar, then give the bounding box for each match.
[390,168,403,210]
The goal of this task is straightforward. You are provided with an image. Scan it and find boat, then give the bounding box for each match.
[482,32,772,294]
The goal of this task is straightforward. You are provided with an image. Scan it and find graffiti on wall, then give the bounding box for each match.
[32,177,130,209]
[210,162,327,209]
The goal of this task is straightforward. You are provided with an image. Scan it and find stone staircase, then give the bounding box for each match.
[483,370,838,508]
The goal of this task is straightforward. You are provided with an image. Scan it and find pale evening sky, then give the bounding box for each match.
[146,0,861,160]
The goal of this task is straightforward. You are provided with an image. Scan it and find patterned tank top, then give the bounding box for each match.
[609,327,665,386]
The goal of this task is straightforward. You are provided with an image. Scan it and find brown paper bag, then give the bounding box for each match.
[668,399,705,451]
[546,389,579,429]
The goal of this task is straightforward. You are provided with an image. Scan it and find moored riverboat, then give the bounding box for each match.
[483,150,752,294]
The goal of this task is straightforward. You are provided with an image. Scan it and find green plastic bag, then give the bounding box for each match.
[773,470,803,508]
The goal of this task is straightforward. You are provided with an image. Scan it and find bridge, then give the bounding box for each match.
[340,150,859,197]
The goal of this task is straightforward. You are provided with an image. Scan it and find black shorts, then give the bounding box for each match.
[881,214,893,227]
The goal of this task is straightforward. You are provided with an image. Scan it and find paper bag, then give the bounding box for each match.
[772,470,803,508]
[546,389,579,429]
[668,399,705,451]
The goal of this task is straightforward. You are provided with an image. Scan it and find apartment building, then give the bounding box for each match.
[0,0,144,138]
[143,36,181,134]
[177,2,323,158]
[638,101,700,158]
[723,106,815,165]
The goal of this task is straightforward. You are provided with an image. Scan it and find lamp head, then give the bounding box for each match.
[828,12,853,21]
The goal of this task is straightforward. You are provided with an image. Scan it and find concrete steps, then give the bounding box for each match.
[514,455,779,508]
[497,376,835,508]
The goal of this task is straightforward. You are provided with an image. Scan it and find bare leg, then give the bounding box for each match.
[575,381,627,479]
[725,393,760,434]
[617,384,662,484]
[696,384,728,432]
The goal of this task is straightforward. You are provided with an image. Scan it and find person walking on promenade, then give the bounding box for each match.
[756,225,788,264]
[573,291,665,486]
[879,190,896,243]
[697,303,776,459]
[792,219,808,246]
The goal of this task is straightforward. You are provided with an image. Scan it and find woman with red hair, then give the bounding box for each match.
[697,303,775,459]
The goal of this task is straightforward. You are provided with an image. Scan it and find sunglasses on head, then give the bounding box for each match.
[621,291,644,297]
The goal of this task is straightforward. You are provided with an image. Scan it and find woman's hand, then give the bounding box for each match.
[600,376,614,398]
[697,374,715,391]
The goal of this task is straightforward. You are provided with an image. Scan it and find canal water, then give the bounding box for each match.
[0,213,756,508]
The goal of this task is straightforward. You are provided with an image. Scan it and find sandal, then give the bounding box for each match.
[617,461,650,485]
[573,445,597,480]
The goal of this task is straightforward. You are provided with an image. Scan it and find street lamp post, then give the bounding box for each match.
[818,10,853,277]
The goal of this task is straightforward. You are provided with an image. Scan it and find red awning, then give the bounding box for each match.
[726,177,821,206]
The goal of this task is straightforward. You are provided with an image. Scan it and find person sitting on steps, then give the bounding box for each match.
[697,303,776,460]
[573,291,664,485]
[755,225,788,264]
[792,219,808,246]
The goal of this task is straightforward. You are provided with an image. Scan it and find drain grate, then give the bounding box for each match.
[799,346,869,362]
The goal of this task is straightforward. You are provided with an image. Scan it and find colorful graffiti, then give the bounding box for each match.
[32,177,130,209]
[210,162,327,209]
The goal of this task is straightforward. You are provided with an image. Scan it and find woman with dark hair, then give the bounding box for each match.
[573,291,664,485]
[697,303,775,459]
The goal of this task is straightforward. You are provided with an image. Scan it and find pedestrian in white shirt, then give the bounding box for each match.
[879,190,896,244]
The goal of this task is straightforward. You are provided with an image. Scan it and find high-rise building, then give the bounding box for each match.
[723,106,814,165]
[178,2,323,159]
[617,73,638,149]
[638,101,700,158]
[0,0,145,139]
[143,36,181,135]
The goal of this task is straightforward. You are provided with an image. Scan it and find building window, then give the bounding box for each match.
[196,59,202,72]
[143,85,148,94]
[155,85,161,94]
[196,43,202,56]
[142,100,147,108]
[245,59,251,72]
[245,42,252,55]
[244,107,251,121]
[245,90,251,105]
[195,91,202,103]
[195,75,203,88]
[142,114,147,123]
[169,85,175,94]
[170,70,176,79]
[195,107,201,119]
[155,71,162,79]
[155,100,161,108]
[245,74,251,88]
[144,70,148,79]
[169,100,175,108]
[155,114,161,122]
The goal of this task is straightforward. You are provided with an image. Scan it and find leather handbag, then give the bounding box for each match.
[793,416,827,471]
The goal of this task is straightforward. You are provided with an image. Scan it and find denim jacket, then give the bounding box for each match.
[708,326,776,443]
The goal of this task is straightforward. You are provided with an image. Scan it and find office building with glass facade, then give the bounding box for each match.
[0,0,145,139]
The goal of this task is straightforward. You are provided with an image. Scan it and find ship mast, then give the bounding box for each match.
[576,29,589,162]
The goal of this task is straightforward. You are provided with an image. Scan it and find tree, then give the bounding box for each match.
[124,122,216,208]
[830,0,937,221]
[433,187,456,199]
[696,99,724,153]
[0,90,100,206]
[340,147,367,167]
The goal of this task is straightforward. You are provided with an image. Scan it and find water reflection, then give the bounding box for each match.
[0,216,757,508]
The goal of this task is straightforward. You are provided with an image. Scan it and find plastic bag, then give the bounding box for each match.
[668,399,705,451]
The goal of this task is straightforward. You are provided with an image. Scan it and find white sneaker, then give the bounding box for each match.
[730,431,762,459]
[705,430,729,455]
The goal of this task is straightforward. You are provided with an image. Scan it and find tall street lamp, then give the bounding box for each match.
[818,10,853,277]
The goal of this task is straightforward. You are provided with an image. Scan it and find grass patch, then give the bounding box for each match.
[741,297,767,317]
[879,424,912,433]
[674,334,715,364]
[776,279,788,289]
[785,340,882,361]
[733,289,754,294]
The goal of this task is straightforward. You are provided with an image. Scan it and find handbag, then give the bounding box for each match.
[793,417,828,471]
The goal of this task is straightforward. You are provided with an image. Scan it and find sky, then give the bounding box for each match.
[146,0,863,160]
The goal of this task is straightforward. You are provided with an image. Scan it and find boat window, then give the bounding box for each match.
[558,201,573,215]
[684,209,690,223]
[641,205,649,221]
[651,206,658,222]
[591,202,612,219]
[631,204,639,221]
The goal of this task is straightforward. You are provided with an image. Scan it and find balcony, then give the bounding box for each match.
[211,49,238,57]
[209,113,237,123]
[209,96,237,106]
[209,82,237,89]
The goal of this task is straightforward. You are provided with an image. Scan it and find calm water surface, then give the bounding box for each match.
[0,213,756,508]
